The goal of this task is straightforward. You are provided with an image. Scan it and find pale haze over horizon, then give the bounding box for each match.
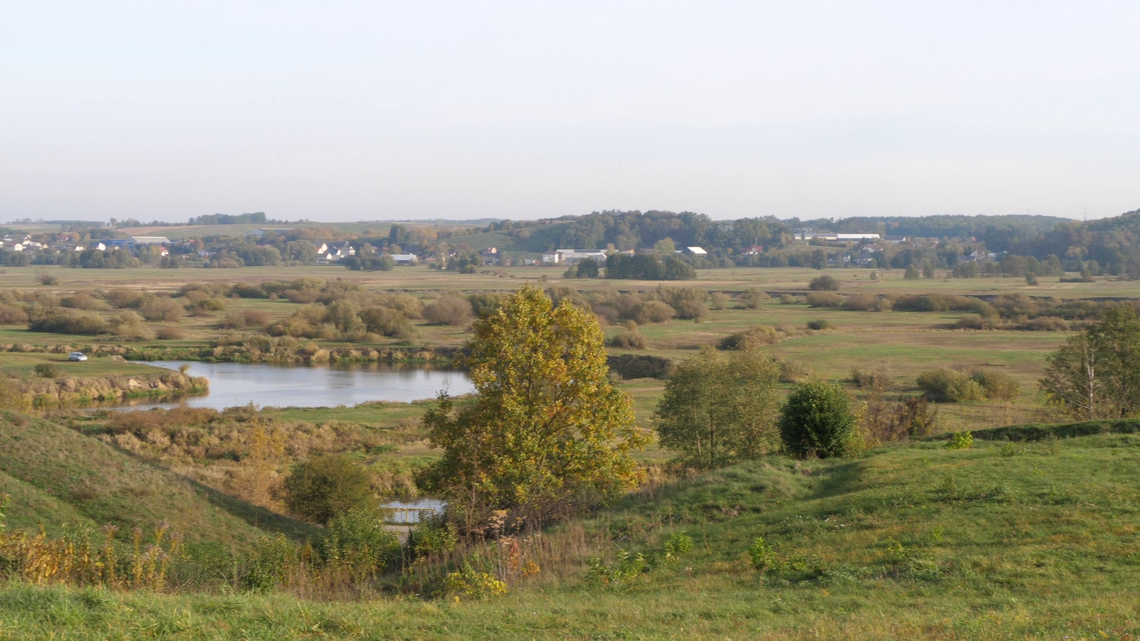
[2,2,1137,223]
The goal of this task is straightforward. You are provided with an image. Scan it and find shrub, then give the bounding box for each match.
[467,293,504,317]
[39,274,60,286]
[424,296,474,326]
[809,275,840,291]
[748,537,777,573]
[139,296,184,322]
[155,326,185,340]
[105,288,144,308]
[110,311,154,340]
[1026,273,1039,286]
[60,293,100,310]
[778,360,811,383]
[739,288,769,309]
[916,368,986,402]
[779,380,858,458]
[656,286,707,320]
[850,365,890,390]
[0,304,29,324]
[970,369,1020,400]
[283,454,374,525]
[947,431,974,450]
[806,319,832,330]
[719,325,783,350]
[318,507,401,579]
[359,306,411,337]
[219,309,272,330]
[805,292,842,308]
[33,363,57,378]
[709,292,729,310]
[843,293,877,311]
[633,300,676,325]
[608,329,647,349]
[28,309,109,335]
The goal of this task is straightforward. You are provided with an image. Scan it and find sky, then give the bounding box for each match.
[1,1,1138,223]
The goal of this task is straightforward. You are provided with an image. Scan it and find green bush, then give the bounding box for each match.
[947,431,974,450]
[424,296,473,326]
[806,319,832,330]
[283,454,374,525]
[809,275,840,291]
[738,287,769,309]
[778,380,858,458]
[33,363,57,378]
[970,369,1020,400]
[318,507,401,579]
[917,368,1018,402]
[719,325,783,350]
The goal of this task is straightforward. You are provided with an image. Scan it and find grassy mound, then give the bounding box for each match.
[2,431,1139,638]
[0,411,318,547]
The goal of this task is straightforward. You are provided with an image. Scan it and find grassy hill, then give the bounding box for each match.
[0,411,319,546]
[2,426,1139,638]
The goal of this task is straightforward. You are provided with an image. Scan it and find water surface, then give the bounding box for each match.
[123,361,473,410]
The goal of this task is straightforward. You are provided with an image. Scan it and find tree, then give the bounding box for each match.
[904,265,920,280]
[1040,306,1140,419]
[654,346,781,470]
[923,262,935,279]
[283,454,373,525]
[809,275,839,291]
[576,257,600,278]
[778,380,858,458]
[418,285,645,532]
[654,238,676,256]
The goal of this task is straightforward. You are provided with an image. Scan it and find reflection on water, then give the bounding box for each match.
[118,361,474,411]
[381,498,446,524]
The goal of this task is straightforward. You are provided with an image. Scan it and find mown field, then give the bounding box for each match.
[2,427,1139,640]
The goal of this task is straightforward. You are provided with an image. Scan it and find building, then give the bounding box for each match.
[835,233,880,242]
[389,253,418,266]
[552,249,607,265]
[318,241,356,263]
[745,245,764,256]
[684,247,708,256]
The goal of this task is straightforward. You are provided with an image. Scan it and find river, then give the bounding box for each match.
[121,361,475,410]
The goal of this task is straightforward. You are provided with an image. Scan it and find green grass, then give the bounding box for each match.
[0,411,318,546]
[3,431,1140,638]
[0,353,163,379]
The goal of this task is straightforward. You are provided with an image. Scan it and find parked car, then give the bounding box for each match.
[68,352,87,362]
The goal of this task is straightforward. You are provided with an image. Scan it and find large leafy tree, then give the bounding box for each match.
[1041,305,1140,419]
[419,285,645,532]
[654,346,782,470]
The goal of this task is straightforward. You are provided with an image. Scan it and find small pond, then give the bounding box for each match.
[121,361,474,411]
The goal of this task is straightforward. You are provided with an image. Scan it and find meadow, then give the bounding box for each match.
[0,262,1137,638]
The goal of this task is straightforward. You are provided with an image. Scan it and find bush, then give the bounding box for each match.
[0,304,29,324]
[805,292,842,308]
[219,309,272,330]
[809,275,840,291]
[39,274,60,286]
[105,288,145,308]
[633,300,676,325]
[155,326,186,340]
[60,293,100,310]
[916,368,986,402]
[806,319,832,330]
[608,329,647,349]
[778,360,811,384]
[970,369,1020,400]
[656,286,707,320]
[739,288,769,309]
[779,380,858,458]
[850,365,890,390]
[318,507,401,578]
[28,309,109,335]
[33,363,57,378]
[424,296,474,326]
[947,431,974,450]
[719,325,782,350]
[283,454,374,525]
[139,296,184,322]
[709,292,729,310]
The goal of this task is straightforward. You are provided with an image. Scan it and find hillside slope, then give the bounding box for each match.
[2,430,1138,639]
[0,411,319,547]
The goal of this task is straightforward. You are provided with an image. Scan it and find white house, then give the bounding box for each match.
[390,253,418,266]
[684,247,708,256]
[542,251,561,265]
[553,249,607,265]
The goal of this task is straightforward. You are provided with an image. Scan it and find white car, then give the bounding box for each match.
[68,352,88,362]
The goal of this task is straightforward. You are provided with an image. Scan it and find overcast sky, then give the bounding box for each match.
[2,1,1137,223]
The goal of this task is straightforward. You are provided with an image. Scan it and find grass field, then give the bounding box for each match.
[2,428,1139,639]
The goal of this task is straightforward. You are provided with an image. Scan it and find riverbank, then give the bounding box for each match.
[0,352,208,408]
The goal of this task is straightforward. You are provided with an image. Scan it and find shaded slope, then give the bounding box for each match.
[0,411,319,547]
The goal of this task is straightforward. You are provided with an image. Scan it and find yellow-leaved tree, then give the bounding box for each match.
[419,285,645,533]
